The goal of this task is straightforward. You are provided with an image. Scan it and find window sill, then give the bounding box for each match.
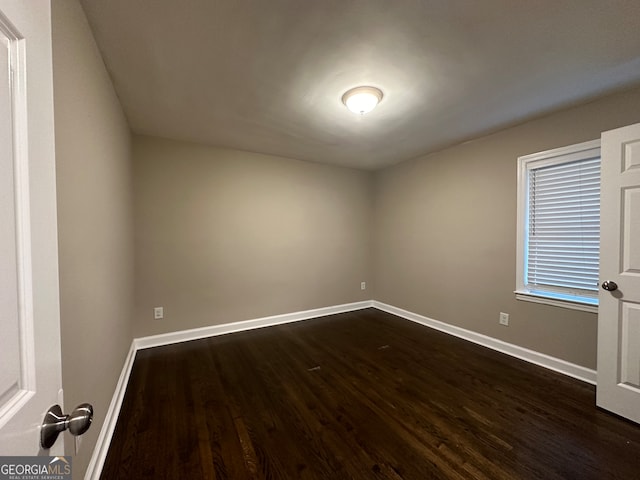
[514,290,598,313]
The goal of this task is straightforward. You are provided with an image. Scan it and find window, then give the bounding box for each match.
[516,140,601,313]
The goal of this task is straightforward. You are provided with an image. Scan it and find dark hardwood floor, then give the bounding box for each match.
[101,308,640,479]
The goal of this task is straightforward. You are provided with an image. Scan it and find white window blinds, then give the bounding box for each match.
[526,156,600,299]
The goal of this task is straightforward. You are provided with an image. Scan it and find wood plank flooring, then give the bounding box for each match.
[101,308,640,479]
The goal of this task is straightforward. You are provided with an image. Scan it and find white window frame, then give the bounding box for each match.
[515,139,601,313]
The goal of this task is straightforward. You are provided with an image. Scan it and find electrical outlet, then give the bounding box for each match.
[499,312,509,326]
[154,307,164,320]
[361,282,366,290]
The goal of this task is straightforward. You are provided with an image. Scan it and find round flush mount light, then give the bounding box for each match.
[342,86,383,115]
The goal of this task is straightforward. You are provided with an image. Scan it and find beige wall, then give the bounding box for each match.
[48,2,640,467]
[373,86,640,369]
[52,1,134,476]
[133,136,373,337]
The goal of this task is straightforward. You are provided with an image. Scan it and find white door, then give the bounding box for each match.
[0,1,64,454]
[597,122,640,424]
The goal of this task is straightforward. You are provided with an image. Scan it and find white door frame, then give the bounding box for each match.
[0,0,63,455]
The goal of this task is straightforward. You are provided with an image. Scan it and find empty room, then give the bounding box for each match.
[1,1,640,479]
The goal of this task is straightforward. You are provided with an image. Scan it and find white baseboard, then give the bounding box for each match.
[84,300,372,479]
[84,342,137,480]
[86,298,596,479]
[373,301,597,385]
[135,300,374,350]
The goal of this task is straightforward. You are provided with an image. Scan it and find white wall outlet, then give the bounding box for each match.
[361,282,366,290]
[154,306,164,320]
[499,312,509,326]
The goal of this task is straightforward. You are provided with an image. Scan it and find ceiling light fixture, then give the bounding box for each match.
[342,86,383,115]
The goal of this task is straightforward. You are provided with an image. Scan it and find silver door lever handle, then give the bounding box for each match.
[41,403,93,449]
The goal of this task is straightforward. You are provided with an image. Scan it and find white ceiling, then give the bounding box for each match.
[79,0,640,170]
